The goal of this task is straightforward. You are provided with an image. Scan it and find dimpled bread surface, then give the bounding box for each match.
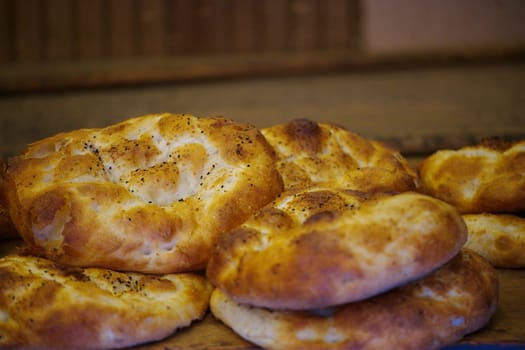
[207,188,467,310]
[418,138,525,214]
[261,119,418,192]
[261,119,417,192]
[5,113,283,273]
[0,254,213,349]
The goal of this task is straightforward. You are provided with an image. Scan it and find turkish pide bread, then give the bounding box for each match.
[418,138,525,214]
[261,118,418,192]
[207,188,467,310]
[463,213,525,268]
[5,113,283,273]
[0,254,212,349]
[210,249,498,350]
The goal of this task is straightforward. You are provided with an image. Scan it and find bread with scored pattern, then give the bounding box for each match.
[261,118,418,192]
[0,254,213,349]
[207,188,467,310]
[5,113,283,273]
[418,138,525,213]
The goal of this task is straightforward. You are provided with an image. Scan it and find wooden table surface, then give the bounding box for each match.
[2,62,525,159]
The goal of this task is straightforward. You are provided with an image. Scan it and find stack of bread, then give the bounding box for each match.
[0,114,500,350]
[207,119,498,350]
[0,113,283,349]
[419,137,525,268]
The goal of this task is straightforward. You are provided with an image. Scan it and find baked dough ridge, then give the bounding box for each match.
[208,189,467,309]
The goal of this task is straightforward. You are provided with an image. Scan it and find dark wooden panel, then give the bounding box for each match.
[0,0,12,62]
[287,0,319,51]
[44,0,74,61]
[2,0,362,60]
[230,0,258,52]
[0,0,367,91]
[13,0,43,62]
[73,0,106,59]
[167,0,192,54]
[319,0,354,50]
[259,0,288,51]
[2,0,525,93]
[190,0,230,54]
[137,0,166,56]
[108,0,136,58]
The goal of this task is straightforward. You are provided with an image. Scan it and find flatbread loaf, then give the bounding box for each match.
[261,118,418,192]
[5,113,283,273]
[207,188,467,310]
[210,249,498,350]
[0,160,18,240]
[0,254,212,349]
[418,138,525,213]
[463,213,525,268]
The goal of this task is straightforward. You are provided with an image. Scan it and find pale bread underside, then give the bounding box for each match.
[211,249,498,350]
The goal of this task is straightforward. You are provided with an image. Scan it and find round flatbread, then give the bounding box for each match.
[261,119,418,192]
[463,213,525,268]
[5,113,283,273]
[418,138,525,214]
[207,188,467,310]
[0,254,213,349]
[210,249,498,350]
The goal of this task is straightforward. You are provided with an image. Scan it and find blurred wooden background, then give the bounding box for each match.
[1,0,525,158]
[2,0,525,91]
[2,0,362,91]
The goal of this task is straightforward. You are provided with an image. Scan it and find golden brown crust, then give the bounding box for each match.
[261,119,418,192]
[463,213,525,268]
[210,249,498,350]
[207,189,467,310]
[5,113,283,273]
[0,254,213,349]
[418,138,525,213]
[0,160,18,240]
